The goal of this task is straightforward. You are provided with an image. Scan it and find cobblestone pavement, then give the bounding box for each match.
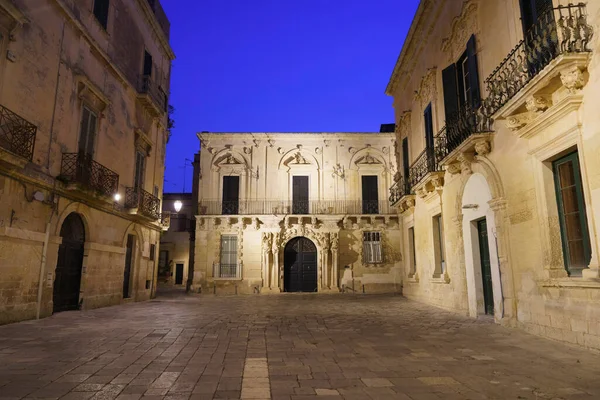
[1,293,599,400]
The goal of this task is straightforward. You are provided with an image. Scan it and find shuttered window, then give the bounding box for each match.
[222,176,240,215]
[78,106,97,156]
[519,0,553,35]
[292,176,309,214]
[134,150,146,190]
[93,0,110,30]
[361,176,379,214]
[441,35,481,121]
[363,232,383,264]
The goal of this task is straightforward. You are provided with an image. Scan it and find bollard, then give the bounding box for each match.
[362,284,365,294]
[235,284,238,295]
[213,283,216,295]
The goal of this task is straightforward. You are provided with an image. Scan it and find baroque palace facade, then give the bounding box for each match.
[0,0,173,323]
[194,132,402,294]
[387,0,600,348]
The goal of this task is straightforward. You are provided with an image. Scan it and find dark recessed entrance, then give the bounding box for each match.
[284,237,317,292]
[53,213,85,313]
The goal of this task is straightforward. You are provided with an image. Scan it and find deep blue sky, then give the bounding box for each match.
[161,0,419,193]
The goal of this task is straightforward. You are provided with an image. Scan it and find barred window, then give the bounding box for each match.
[218,235,238,278]
[363,231,383,264]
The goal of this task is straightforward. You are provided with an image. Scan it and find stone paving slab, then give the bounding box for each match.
[0,292,599,399]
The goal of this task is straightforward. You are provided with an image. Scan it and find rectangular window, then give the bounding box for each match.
[149,244,156,261]
[219,235,238,278]
[143,50,153,77]
[222,176,240,214]
[93,0,110,30]
[402,138,410,190]
[134,150,146,190]
[424,103,436,172]
[408,227,416,275]
[363,232,383,264]
[553,152,591,276]
[78,106,97,156]
[433,214,446,276]
[361,175,379,214]
[292,176,309,214]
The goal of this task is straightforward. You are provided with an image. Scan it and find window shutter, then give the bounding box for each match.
[424,104,434,154]
[402,138,409,177]
[442,64,459,122]
[86,112,97,156]
[78,108,91,154]
[466,35,481,109]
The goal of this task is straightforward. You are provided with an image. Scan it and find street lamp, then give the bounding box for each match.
[174,200,183,213]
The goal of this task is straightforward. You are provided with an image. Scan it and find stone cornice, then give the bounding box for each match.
[135,0,175,61]
[197,132,396,143]
[385,0,445,96]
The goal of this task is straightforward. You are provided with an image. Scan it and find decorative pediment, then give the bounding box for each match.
[441,0,479,61]
[415,68,437,108]
[355,153,381,166]
[396,111,412,139]
[76,75,109,112]
[135,129,152,155]
[216,153,244,166]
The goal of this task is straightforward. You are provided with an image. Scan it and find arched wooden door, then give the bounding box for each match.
[284,237,317,292]
[53,213,85,313]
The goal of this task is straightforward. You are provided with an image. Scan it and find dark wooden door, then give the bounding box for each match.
[284,237,317,292]
[361,175,378,214]
[123,234,134,298]
[292,176,309,214]
[519,0,556,76]
[53,213,85,313]
[175,263,184,285]
[222,176,240,214]
[477,219,494,315]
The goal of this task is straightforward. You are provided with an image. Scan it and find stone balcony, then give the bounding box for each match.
[0,103,37,169]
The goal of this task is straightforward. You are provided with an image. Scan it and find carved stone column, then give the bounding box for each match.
[271,233,280,290]
[322,233,330,289]
[261,233,271,288]
[331,233,339,289]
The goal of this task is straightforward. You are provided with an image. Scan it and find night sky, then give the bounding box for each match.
[160,0,419,193]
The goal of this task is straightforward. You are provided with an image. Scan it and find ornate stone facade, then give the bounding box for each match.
[193,133,402,294]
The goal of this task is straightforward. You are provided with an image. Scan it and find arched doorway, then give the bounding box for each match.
[53,213,85,313]
[461,173,503,318]
[284,237,317,292]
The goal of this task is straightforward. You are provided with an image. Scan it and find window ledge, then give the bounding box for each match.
[431,273,451,284]
[407,272,419,283]
[539,278,600,289]
[212,277,243,281]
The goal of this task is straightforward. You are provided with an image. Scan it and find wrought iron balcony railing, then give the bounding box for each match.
[436,107,493,161]
[125,187,161,220]
[483,3,593,117]
[199,199,394,216]
[389,176,411,206]
[137,74,167,113]
[60,153,119,197]
[409,146,443,189]
[0,103,37,161]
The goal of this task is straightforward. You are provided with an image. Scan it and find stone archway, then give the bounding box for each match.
[283,237,318,292]
[53,213,86,313]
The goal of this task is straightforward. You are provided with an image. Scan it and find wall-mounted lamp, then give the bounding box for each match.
[462,204,479,210]
[32,191,45,202]
[174,200,183,213]
[114,193,121,202]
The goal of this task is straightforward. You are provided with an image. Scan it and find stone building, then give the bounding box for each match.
[193,132,401,294]
[0,0,174,323]
[158,192,193,286]
[387,0,600,348]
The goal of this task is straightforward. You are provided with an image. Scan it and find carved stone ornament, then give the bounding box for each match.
[458,152,474,175]
[506,112,538,131]
[447,163,461,175]
[431,175,444,191]
[382,147,389,154]
[348,147,358,154]
[417,186,428,199]
[293,152,308,164]
[253,139,261,148]
[277,147,284,154]
[474,139,491,156]
[441,0,478,61]
[267,139,275,147]
[415,68,437,108]
[357,153,380,165]
[560,65,585,94]
[243,146,252,154]
[525,95,550,114]
[324,139,331,147]
[315,147,322,155]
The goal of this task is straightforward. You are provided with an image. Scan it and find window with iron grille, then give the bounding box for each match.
[363,232,383,264]
[219,235,238,278]
[93,0,110,30]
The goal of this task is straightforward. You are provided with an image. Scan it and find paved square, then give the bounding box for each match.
[0,291,599,399]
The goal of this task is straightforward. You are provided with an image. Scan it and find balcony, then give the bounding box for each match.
[136,74,167,117]
[408,142,444,199]
[59,153,119,198]
[482,3,592,133]
[0,103,36,164]
[125,187,161,220]
[159,212,171,231]
[389,176,416,213]
[435,107,494,174]
[198,199,395,216]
